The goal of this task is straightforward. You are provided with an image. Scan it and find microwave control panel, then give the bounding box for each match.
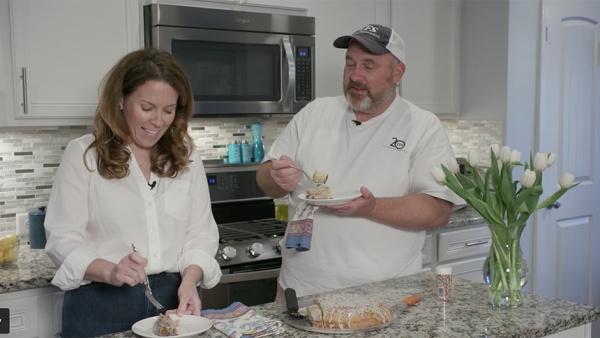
[295,47,312,102]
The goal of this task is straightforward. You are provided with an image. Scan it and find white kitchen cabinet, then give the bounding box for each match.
[307,0,390,99]
[0,286,61,338]
[424,223,490,284]
[391,0,461,119]
[1,0,142,128]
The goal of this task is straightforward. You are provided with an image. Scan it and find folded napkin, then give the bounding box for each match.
[201,302,284,338]
[285,201,319,252]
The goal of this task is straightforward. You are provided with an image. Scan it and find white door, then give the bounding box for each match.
[536,0,600,333]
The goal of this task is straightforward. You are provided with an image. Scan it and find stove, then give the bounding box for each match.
[216,218,287,267]
[202,160,287,309]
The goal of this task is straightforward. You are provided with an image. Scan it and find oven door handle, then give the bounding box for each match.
[219,269,280,284]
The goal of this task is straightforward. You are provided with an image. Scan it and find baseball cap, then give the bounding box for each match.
[333,24,406,65]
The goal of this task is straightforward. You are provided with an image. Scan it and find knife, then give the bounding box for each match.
[283,288,303,317]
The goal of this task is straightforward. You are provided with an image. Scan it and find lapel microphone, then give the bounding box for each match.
[148,181,156,190]
[352,120,362,126]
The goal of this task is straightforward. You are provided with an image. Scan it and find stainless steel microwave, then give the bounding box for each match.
[144,4,315,116]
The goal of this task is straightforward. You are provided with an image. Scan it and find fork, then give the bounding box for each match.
[131,244,164,309]
[289,165,312,181]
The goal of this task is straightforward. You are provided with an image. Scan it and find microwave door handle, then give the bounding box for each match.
[282,36,295,113]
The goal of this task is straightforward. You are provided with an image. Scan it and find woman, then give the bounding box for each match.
[44,48,221,337]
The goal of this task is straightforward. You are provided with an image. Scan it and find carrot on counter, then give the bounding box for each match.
[401,294,421,306]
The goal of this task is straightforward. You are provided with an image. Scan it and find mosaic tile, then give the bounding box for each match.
[0,118,503,229]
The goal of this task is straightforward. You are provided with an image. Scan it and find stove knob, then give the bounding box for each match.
[220,246,237,261]
[274,239,284,255]
[247,243,264,258]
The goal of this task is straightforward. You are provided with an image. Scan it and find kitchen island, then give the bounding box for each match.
[101,271,599,338]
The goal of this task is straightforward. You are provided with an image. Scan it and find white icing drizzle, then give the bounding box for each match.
[310,293,392,329]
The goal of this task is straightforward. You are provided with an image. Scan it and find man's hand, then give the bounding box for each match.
[269,155,302,192]
[320,186,376,217]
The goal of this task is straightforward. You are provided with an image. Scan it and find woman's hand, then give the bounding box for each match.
[166,280,202,316]
[167,265,204,316]
[108,252,148,287]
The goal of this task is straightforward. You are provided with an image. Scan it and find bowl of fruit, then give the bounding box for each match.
[0,234,19,265]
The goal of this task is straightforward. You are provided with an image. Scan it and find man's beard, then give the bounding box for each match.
[344,78,396,114]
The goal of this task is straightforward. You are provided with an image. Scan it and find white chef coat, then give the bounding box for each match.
[265,95,464,297]
[45,134,222,291]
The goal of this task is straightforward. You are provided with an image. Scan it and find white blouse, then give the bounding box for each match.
[45,134,222,291]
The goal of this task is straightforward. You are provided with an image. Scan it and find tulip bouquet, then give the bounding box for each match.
[431,145,579,307]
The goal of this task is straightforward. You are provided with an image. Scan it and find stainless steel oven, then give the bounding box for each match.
[144,4,315,116]
[201,161,286,309]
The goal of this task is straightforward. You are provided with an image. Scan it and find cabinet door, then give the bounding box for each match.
[9,0,141,123]
[391,0,460,119]
[0,295,38,338]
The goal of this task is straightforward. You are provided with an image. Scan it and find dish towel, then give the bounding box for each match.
[285,201,319,252]
[201,302,284,338]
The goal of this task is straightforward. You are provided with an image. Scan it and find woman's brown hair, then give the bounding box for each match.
[84,48,195,179]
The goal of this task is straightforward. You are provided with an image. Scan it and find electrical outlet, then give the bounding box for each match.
[16,213,29,236]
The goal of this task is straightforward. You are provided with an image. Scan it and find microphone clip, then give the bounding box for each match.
[148,181,156,190]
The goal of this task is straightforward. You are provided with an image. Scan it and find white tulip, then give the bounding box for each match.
[431,166,446,185]
[500,146,511,163]
[447,157,460,174]
[510,150,521,164]
[559,172,574,189]
[491,144,500,159]
[520,169,536,188]
[533,152,548,171]
[467,150,480,168]
[547,152,556,167]
[497,160,503,172]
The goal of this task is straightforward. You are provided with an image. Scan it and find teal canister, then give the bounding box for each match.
[228,141,241,163]
[241,140,251,163]
[29,206,47,249]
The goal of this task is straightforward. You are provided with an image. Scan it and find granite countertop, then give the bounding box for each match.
[0,245,56,293]
[0,207,483,294]
[100,272,600,338]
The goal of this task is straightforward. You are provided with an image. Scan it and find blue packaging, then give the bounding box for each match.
[241,140,251,163]
[228,141,241,163]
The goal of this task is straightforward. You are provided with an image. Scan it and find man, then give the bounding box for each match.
[256,24,464,298]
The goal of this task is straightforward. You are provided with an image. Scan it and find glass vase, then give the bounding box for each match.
[482,223,529,307]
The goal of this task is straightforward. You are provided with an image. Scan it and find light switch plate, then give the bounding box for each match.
[16,213,29,236]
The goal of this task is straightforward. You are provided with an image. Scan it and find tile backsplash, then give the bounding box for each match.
[0,117,502,234]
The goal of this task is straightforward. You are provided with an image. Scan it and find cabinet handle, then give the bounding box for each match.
[465,240,488,247]
[282,36,294,113]
[20,67,28,115]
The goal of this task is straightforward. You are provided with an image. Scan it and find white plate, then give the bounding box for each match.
[298,190,361,206]
[131,314,212,338]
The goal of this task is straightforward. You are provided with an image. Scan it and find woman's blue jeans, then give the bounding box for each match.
[61,272,201,337]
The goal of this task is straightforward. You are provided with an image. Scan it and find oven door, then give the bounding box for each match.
[202,260,281,309]
[151,26,313,116]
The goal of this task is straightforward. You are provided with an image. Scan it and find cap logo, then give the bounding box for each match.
[363,25,379,33]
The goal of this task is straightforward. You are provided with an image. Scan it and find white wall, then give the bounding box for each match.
[460,0,509,121]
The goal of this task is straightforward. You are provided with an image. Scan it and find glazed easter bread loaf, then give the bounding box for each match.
[305,293,393,329]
